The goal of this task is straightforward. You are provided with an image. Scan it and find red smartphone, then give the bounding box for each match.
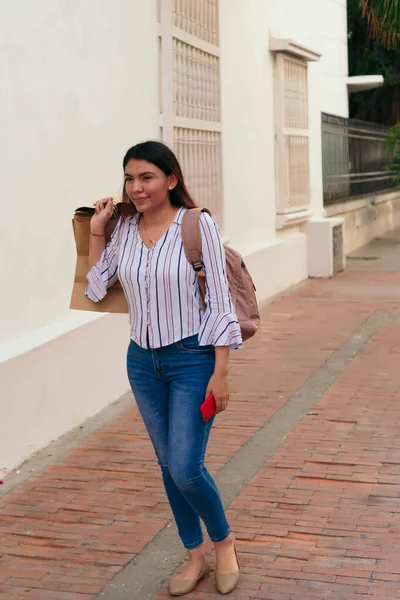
[200,394,217,422]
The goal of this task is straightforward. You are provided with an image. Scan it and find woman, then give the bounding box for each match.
[86,141,242,596]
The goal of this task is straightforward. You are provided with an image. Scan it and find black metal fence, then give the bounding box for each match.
[322,113,394,204]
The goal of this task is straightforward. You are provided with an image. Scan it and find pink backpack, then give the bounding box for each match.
[181,208,260,342]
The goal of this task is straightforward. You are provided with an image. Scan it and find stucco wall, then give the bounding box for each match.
[0,0,159,473]
[1,0,350,473]
[218,0,348,299]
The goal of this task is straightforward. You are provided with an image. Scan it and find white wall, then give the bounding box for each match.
[0,0,159,473]
[0,0,159,344]
[1,0,350,473]
[0,313,129,473]
[219,0,348,296]
[219,0,277,255]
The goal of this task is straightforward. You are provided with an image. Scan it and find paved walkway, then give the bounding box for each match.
[1,232,400,599]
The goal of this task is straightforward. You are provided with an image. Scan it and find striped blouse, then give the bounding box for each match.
[86,207,242,350]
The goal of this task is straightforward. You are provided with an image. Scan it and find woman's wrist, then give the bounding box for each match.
[90,226,105,236]
[213,367,229,377]
[214,346,230,377]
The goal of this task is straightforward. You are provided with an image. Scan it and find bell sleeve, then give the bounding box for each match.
[198,212,242,350]
[85,219,121,303]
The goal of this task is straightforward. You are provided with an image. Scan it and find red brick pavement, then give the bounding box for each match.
[155,301,400,599]
[0,269,399,599]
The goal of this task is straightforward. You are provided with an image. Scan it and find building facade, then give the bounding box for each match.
[1,0,348,473]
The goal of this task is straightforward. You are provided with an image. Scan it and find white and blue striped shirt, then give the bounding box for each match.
[86,207,242,350]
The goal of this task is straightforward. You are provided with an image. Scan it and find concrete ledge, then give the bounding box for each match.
[0,311,105,364]
[373,190,400,205]
[325,191,400,254]
[326,197,373,217]
[276,209,314,230]
[0,313,130,475]
[326,190,400,218]
[244,232,308,302]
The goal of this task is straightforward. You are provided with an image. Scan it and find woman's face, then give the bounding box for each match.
[124,159,177,214]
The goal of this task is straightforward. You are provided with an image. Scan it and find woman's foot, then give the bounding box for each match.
[214,534,241,595]
[170,545,211,596]
[178,548,207,580]
[214,534,239,574]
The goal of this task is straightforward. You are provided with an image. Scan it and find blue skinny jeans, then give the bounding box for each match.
[126,335,231,549]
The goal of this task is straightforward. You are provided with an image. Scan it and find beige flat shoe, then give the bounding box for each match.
[215,544,241,595]
[170,559,211,596]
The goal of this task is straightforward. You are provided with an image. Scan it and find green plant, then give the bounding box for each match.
[383,124,400,185]
[360,0,400,49]
[348,0,400,124]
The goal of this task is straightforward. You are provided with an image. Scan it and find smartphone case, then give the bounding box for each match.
[200,394,217,422]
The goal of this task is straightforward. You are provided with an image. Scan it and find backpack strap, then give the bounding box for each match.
[181,207,211,311]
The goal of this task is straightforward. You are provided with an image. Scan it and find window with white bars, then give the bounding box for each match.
[173,0,219,45]
[159,0,223,223]
[274,53,310,215]
[174,128,222,214]
[173,39,220,122]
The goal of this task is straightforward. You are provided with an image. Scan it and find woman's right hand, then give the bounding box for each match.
[90,197,114,234]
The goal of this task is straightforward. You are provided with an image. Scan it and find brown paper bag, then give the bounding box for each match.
[69,203,129,313]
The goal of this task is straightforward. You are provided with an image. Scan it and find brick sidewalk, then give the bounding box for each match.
[156,296,400,599]
[1,256,400,598]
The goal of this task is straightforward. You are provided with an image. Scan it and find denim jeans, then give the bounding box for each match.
[126,335,231,549]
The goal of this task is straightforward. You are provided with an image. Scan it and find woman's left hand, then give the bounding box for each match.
[206,373,230,414]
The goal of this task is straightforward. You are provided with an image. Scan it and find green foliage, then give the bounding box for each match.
[360,0,400,49]
[383,123,400,153]
[348,0,400,124]
[384,124,400,185]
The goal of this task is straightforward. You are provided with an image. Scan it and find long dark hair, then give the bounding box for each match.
[121,141,197,216]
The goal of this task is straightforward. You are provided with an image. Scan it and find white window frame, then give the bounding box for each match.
[158,0,223,224]
[270,33,321,230]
